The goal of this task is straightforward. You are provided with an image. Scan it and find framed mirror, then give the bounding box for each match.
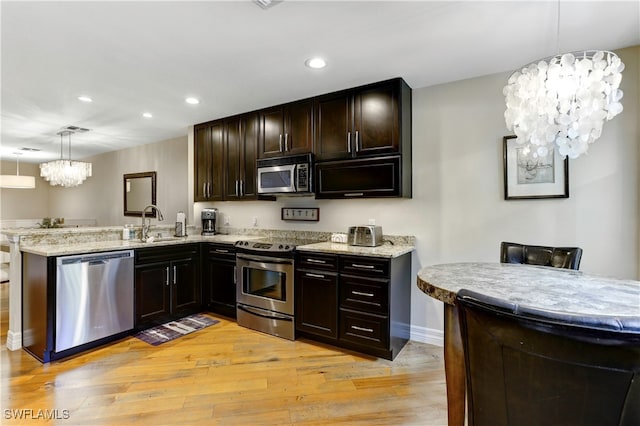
[124,171,157,217]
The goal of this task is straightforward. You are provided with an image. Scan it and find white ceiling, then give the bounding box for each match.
[1,1,639,163]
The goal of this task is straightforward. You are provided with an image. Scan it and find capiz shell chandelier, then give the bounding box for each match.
[504,50,624,160]
[40,130,92,187]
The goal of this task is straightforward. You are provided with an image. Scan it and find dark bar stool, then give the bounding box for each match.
[457,289,640,426]
[500,241,583,270]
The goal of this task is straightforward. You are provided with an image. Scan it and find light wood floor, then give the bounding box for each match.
[1,283,448,425]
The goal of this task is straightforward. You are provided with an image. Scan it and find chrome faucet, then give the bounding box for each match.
[141,204,164,241]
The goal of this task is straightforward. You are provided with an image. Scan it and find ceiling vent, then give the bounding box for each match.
[254,0,282,10]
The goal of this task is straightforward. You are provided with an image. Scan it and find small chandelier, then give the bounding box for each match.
[0,152,36,189]
[503,3,625,160]
[40,130,92,187]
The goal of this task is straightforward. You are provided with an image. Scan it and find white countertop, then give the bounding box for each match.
[297,241,414,258]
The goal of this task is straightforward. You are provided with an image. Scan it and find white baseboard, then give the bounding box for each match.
[410,324,444,347]
[6,330,21,351]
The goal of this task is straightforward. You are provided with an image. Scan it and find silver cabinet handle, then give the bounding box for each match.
[284,133,289,152]
[173,265,177,285]
[279,134,283,152]
[352,263,375,269]
[352,291,374,297]
[165,267,170,286]
[344,193,364,197]
[233,266,237,284]
[235,180,239,196]
[352,325,373,333]
[215,249,229,253]
[241,180,244,196]
[307,258,326,264]
[203,183,207,198]
[305,272,326,279]
[355,130,360,152]
[347,131,352,153]
[208,182,211,198]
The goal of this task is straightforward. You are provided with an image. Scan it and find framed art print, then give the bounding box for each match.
[503,135,569,200]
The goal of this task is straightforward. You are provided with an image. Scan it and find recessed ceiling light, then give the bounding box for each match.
[142,112,153,118]
[305,57,327,69]
[77,96,93,103]
[185,97,200,105]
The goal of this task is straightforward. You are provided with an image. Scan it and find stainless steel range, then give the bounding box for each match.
[235,239,299,340]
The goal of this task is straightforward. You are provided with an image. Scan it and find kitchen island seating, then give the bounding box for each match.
[500,241,583,270]
[456,289,640,426]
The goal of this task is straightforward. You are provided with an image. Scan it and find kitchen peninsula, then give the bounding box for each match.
[4,225,414,362]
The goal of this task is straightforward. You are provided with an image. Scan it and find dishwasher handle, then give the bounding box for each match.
[58,250,134,266]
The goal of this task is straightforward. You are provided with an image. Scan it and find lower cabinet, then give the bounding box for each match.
[296,253,339,339]
[295,251,411,360]
[202,243,237,318]
[135,244,201,328]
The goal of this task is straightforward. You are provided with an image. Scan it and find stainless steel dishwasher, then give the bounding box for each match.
[56,250,134,352]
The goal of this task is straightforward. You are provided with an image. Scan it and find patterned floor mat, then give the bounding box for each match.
[133,313,219,346]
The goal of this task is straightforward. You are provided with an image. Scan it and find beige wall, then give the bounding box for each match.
[0,161,49,220]
[1,46,637,342]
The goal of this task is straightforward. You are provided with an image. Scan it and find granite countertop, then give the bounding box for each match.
[417,262,640,318]
[297,241,414,259]
[19,234,258,257]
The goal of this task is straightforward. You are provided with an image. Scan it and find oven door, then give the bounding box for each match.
[236,253,294,315]
[257,164,296,194]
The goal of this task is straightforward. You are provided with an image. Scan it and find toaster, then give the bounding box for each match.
[348,226,383,247]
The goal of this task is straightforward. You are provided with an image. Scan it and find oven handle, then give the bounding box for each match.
[237,305,293,322]
[236,253,293,265]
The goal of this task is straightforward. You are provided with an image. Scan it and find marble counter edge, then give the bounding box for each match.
[297,242,414,258]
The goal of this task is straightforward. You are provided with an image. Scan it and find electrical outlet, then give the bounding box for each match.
[368,218,376,225]
[224,215,230,225]
[252,217,258,226]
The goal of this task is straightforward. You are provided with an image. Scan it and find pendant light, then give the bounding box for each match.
[40,130,92,187]
[0,152,36,189]
[503,1,625,160]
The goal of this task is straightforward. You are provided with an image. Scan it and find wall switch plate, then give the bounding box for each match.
[224,215,230,225]
[368,218,376,225]
[252,217,258,226]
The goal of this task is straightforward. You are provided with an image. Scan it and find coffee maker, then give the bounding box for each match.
[201,208,218,236]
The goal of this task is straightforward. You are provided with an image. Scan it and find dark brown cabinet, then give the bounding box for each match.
[295,253,339,340]
[194,121,224,201]
[202,243,237,319]
[295,251,411,360]
[337,254,411,360]
[314,79,408,161]
[135,244,200,328]
[224,113,258,200]
[258,99,313,158]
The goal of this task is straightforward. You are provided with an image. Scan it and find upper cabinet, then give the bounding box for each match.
[194,121,224,202]
[314,78,409,161]
[258,99,313,158]
[224,113,258,200]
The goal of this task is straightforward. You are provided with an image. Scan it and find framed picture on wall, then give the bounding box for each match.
[503,135,569,200]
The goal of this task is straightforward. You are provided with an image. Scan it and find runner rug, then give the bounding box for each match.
[133,313,219,346]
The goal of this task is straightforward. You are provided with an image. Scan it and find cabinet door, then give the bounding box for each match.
[295,269,338,339]
[203,249,237,318]
[172,257,200,316]
[209,122,225,200]
[258,106,285,158]
[285,99,313,155]
[241,113,258,198]
[135,262,171,326]
[315,155,403,199]
[314,92,352,161]
[353,82,399,156]
[194,125,211,202]
[224,118,242,200]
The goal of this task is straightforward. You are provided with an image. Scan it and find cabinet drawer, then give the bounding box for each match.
[339,309,389,350]
[297,253,338,272]
[340,256,389,278]
[340,275,388,314]
[205,243,236,261]
[136,244,199,264]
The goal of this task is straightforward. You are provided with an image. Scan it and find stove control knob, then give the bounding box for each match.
[285,245,290,250]
[244,241,249,246]
[278,244,283,249]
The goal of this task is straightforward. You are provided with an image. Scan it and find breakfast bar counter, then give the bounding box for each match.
[417,262,640,426]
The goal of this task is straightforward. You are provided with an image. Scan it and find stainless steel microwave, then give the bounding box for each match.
[257,153,313,195]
